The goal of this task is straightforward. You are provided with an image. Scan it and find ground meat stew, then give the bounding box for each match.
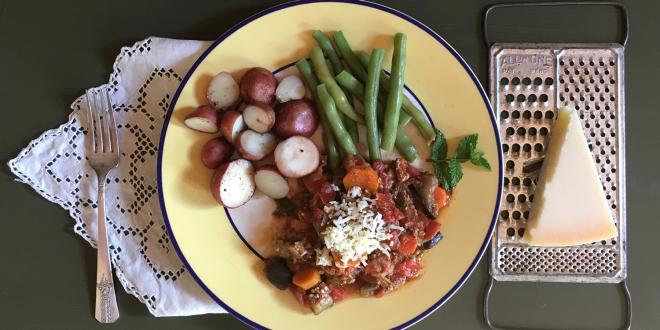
[265,156,449,314]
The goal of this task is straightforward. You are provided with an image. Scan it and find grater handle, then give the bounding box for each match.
[482,1,629,48]
[482,274,632,330]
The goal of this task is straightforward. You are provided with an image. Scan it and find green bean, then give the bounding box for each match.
[332,31,368,81]
[310,47,364,124]
[364,48,385,161]
[296,59,340,170]
[381,33,407,150]
[395,129,418,162]
[312,33,359,142]
[316,84,358,155]
[357,50,435,140]
[336,70,416,160]
[312,30,343,75]
[335,70,410,128]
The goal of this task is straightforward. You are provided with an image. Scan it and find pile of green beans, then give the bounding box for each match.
[301,30,425,166]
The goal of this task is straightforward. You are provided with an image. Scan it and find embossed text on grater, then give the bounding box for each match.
[489,44,626,283]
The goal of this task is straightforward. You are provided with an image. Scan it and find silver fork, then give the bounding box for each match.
[85,87,120,323]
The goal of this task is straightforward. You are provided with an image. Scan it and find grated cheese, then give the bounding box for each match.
[315,187,391,268]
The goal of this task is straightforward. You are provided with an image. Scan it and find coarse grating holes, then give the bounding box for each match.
[512,177,520,186]
[512,110,521,119]
[528,127,537,136]
[517,94,526,102]
[523,110,532,119]
[507,228,515,237]
[523,144,532,152]
[506,127,514,136]
[539,94,548,102]
[506,194,515,203]
[512,211,521,220]
[502,143,510,152]
[500,77,509,85]
[501,210,509,220]
[545,111,554,119]
[517,127,526,136]
[512,77,520,85]
[505,94,514,102]
[528,94,537,103]
[534,77,543,85]
[512,143,520,153]
[540,127,548,136]
[523,77,531,85]
[534,111,543,119]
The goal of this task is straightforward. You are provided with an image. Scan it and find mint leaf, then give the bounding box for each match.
[429,130,448,161]
[455,134,479,161]
[470,149,491,170]
[434,158,463,191]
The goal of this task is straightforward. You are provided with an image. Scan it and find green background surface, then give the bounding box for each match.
[1,0,658,329]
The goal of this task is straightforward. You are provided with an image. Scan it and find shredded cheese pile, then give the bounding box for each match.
[316,187,399,268]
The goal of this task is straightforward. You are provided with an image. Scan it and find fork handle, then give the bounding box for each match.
[94,176,119,323]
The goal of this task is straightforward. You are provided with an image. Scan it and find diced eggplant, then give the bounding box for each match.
[415,173,440,219]
[306,283,334,314]
[422,232,443,250]
[264,257,293,290]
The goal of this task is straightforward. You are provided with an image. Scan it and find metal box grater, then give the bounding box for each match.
[481,2,631,329]
[489,43,626,283]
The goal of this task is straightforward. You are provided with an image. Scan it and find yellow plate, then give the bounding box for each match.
[158,1,502,329]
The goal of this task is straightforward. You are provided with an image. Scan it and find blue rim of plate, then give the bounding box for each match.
[156,1,503,329]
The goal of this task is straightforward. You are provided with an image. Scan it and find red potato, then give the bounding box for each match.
[207,72,240,110]
[255,165,290,199]
[275,75,305,103]
[201,137,234,169]
[274,100,319,138]
[274,136,320,178]
[240,67,277,104]
[184,105,220,133]
[211,159,255,208]
[219,110,246,143]
[243,102,276,133]
[236,130,277,161]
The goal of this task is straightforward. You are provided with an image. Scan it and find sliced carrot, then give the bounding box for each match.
[398,234,418,255]
[331,250,360,268]
[433,187,449,209]
[424,221,441,241]
[292,266,321,290]
[343,166,379,194]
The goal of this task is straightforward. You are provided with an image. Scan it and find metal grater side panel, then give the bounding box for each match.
[489,43,626,283]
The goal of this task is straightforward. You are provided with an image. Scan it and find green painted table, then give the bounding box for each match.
[1,0,658,329]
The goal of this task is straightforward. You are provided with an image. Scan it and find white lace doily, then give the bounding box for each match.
[8,37,226,316]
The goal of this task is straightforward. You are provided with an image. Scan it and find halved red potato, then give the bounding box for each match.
[236,130,277,161]
[207,72,240,110]
[243,102,276,133]
[211,159,255,208]
[275,75,305,103]
[240,67,277,104]
[184,105,219,133]
[201,137,234,169]
[274,136,320,178]
[219,110,245,143]
[255,165,290,199]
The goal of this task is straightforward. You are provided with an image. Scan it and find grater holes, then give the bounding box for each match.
[506,127,514,136]
[506,194,515,203]
[505,94,514,102]
[545,111,554,119]
[528,127,537,136]
[534,111,543,119]
[502,143,510,152]
[506,160,515,170]
[500,77,509,85]
[517,194,526,203]
[523,178,532,186]
[512,143,520,153]
[512,211,521,220]
[512,177,520,186]
[523,110,532,119]
[540,127,548,136]
[539,94,548,102]
[512,110,521,119]
[507,228,515,237]
[503,177,510,185]
[511,77,520,85]
[517,94,526,102]
[534,143,543,152]
[500,110,509,120]
[523,144,531,152]
[527,94,537,103]
[522,77,531,85]
[500,210,509,220]
[533,77,543,85]
[517,228,525,237]
[517,127,526,136]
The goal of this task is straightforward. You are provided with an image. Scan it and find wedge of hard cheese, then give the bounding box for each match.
[524,107,617,246]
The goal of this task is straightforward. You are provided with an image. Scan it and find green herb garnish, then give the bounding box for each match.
[428,131,491,191]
